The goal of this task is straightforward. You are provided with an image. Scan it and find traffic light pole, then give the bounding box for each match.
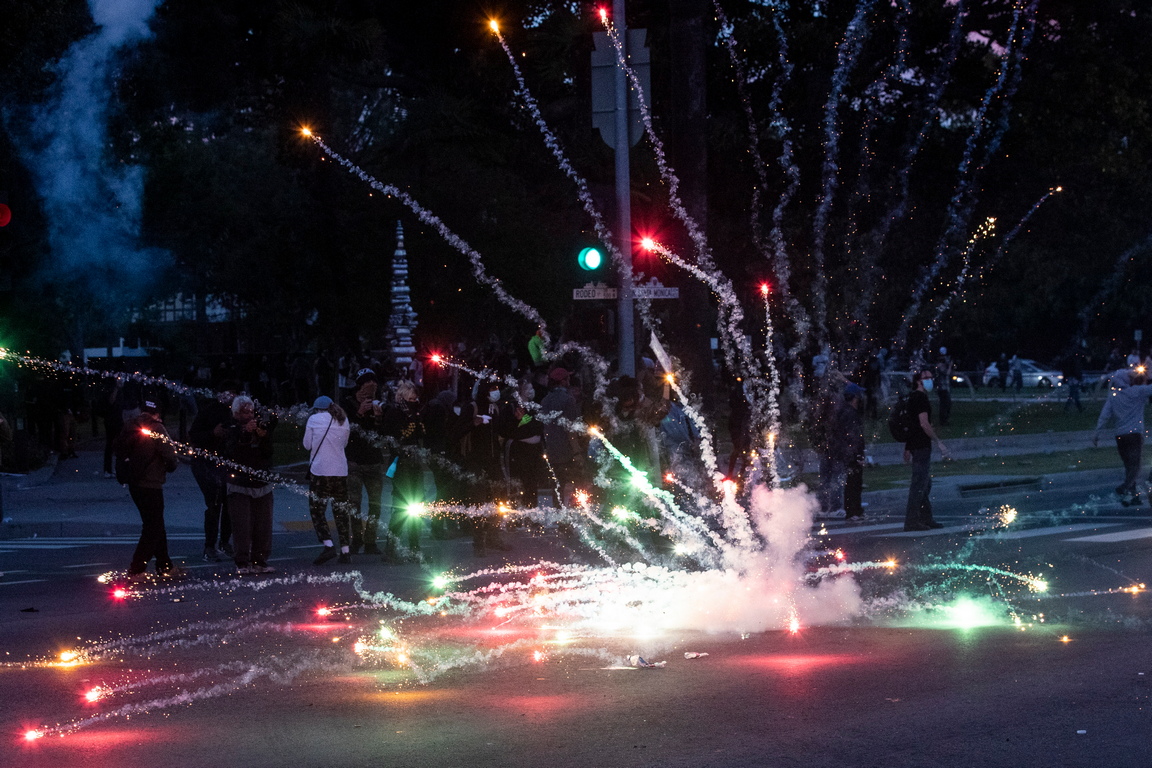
[613,0,636,377]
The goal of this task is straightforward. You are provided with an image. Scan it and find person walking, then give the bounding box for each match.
[114,399,180,578]
[223,395,278,574]
[303,396,352,565]
[904,368,951,531]
[1092,369,1152,506]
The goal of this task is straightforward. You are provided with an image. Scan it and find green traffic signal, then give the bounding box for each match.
[577,246,603,271]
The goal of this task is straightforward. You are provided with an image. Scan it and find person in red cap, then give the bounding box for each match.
[114,399,180,578]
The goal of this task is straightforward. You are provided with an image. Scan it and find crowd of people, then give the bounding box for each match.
[95,345,706,577]
[12,337,1152,576]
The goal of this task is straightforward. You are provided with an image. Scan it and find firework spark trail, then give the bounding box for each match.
[307,134,546,332]
[895,0,1037,353]
[642,239,774,476]
[922,216,997,349]
[38,651,344,738]
[587,427,728,561]
[810,0,878,347]
[599,14,765,419]
[839,0,910,353]
[925,184,1060,348]
[489,24,670,373]
[712,0,813,357]
[1074,229,1152,343]
[974,186,1061,286]
[856,0,967,344]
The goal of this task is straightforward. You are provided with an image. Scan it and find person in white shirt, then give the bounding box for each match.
[303,396,352,564]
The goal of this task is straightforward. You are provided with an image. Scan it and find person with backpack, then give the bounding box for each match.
[303,395,352,564]
[115,399,180,578]
[904,368,951,531]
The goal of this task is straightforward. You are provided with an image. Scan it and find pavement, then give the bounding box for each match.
[2,423,1150,768]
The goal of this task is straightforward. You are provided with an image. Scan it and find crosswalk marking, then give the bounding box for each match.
[974,523,1124,540]
[821,523,904,536]
[876,524,983,538]
[1065,527,1152,543]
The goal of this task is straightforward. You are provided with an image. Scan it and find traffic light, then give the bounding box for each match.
[577,246,603,271]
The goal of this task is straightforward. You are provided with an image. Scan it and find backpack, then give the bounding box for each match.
[114,428,153,485]
[887,393,914,443]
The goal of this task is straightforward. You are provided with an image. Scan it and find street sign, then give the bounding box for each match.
[573,283,618,301]
[632,284,679,300]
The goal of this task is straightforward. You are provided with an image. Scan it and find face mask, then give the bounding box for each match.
[922,379,934,392]
[452,406,462,416]
[522,387,535,401]
[488,390,500,402]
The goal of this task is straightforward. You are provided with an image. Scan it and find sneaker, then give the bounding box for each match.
[236,565,254,575]
[203,547,222,563]
[158,565,185,578]
[127,570,150,582]
[252,564,276,574]
[925,521,945,529]
[337,553,351,564]
[313,546,338,565]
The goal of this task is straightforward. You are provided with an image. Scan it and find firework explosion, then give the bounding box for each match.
[5,5,1121,743]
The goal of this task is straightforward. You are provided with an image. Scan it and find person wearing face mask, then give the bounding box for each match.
[903,367,950,531]
[380,380,426,562]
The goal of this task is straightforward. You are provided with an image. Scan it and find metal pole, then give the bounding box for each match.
[614,0,636,377]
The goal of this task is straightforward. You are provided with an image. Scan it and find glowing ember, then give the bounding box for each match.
[301,127,312,137]
[488,19,499,33]
[24,729,44,741]
[111,588,128,600]
[84,687,104,703]
[316,607,332,617]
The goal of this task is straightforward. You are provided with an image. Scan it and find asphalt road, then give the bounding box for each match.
[1,451,1151,767]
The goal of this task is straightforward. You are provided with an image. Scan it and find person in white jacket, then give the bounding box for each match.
[1093,368,1152,506]
[303,396,352,564]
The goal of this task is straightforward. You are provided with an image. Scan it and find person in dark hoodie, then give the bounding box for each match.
[340,369,387,554]
[223,395,277,574]
[115,399,180,578]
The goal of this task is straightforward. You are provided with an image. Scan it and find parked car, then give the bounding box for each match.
[982,359,1062,388]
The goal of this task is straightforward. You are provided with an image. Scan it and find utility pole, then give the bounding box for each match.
[592,2,648,377]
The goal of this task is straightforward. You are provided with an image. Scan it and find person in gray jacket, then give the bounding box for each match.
[1093,368,1152,506]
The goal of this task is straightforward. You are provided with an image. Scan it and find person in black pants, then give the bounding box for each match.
[189,382,239,561]
[903,369,951,532]
[115,400,180,577]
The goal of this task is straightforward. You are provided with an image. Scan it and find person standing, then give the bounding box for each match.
[303,396,352,565]
[839,383,867,521]
[935,347,953,427]
[223,396,277,574]
[380,380,426,561]
[341,369,387,554]
[115,399,180,578]
[540,367,582,504]
[904,369,951,531]
[189,382,238,562]
[1092,369,1152,506]
[1063,351,1085,414]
